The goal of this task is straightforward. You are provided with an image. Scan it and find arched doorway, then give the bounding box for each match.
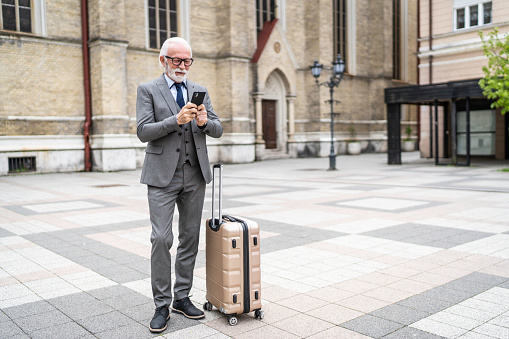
[260,71,288,157]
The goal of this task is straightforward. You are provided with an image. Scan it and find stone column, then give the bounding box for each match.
[253,92,265,160]
[254,92,264,144]
[87,0,135,171]
[286,94,296,142]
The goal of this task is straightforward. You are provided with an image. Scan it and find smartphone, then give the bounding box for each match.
[191,91,206,106]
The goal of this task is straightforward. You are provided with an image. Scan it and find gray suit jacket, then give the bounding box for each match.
[136,74,223,187]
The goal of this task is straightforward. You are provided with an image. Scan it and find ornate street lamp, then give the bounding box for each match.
[310,54,346,170]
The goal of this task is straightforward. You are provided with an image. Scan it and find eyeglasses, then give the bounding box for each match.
[164,56,194,67]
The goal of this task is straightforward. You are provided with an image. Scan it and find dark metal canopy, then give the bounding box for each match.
[384,78,486,166]
[385,78,484,105]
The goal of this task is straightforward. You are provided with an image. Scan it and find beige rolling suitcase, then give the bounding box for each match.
[203,164,263,326]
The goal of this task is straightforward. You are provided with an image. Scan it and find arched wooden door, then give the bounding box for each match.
[262,99,277,149]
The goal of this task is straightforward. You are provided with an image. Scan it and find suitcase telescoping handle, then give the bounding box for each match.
[210,164,223,231]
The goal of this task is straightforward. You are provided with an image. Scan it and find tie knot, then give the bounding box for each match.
[174,82,182,89]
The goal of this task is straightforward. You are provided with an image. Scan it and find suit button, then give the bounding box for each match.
[186,153,189,156]
[178,132,182,136]
[185,128,189,131]
[176,149,180,152]
[185,141,189,144]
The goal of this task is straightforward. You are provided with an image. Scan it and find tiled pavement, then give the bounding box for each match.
[1,152,509,338]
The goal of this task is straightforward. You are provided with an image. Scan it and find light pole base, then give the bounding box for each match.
[328,154,337,171]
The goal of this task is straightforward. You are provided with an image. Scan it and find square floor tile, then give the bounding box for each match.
[308,304,364,325]
[272,313,334,338]
[381,326,448,338]
[370,304,429,325]
[308,326,372,338]
[275,294,328,313]
[235,324,300,339]
[396,295,452,314]
[341,314,404,338]
[331,197,438,213]
[411,318,468,338]
[363,224,493,249]
[472,323,509,338]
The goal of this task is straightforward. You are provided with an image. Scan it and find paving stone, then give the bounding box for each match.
[72,255,119,270]
[163,323,224,339]
[111,254,147,266]
[28,321,92,339]
[92,221,149,233]
[53,247,95,260]
[86,285,134,300]
[425,241,459,249]
[362,224,492,249]
[166,313,204,332]
[76,310,135,333]
[12,309,71,333]
[0,228,15,237]
[8,334,31,339]
[462,272,509,286]
[103,291,152,311]
[0,311,9,322]
[91,247,132,260]
[370,304,430,325]
[418,286,475,304]
[448,232,494,245]
[120,302,155,323]
[51,296,114,321]
[0,320,26,337]
[22,233,56,242]
[3,301,57,320]
[381,326,447,338]
[341,314,405,338]
[94,321,154,339]
[126,259,151,275]
[93,264,149,284]
[396,295,452,314]
[440,279,493,295]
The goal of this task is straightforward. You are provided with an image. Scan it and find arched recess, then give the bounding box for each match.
[255,69,293,159]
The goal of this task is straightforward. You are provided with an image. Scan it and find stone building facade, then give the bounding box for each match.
[0,0,418,174]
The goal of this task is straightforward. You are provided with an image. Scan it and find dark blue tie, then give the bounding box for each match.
[174,82,186,109]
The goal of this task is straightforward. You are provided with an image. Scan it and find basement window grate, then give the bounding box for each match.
[8,157,36,173]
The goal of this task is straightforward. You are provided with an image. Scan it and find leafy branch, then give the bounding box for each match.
[479,28,509,115]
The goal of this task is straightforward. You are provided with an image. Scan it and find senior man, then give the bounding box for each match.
[136,37,223,333]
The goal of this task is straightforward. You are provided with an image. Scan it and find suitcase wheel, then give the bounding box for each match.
[255,309,264,320]
[203,301,213,312]
[227,315,238,326]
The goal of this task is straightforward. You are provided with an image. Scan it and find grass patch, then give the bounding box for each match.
[498,168,509,172]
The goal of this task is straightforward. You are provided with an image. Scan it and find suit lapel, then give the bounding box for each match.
[156,74,180,116]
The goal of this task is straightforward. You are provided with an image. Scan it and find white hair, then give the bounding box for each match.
[159,37,192,69]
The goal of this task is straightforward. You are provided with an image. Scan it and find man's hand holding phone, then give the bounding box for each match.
[176,91,207,126]
[196,104,207,127]
[176,103,197,125]
[192,92,207,127]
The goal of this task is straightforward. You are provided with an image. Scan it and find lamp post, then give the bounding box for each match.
[310,54,346,170]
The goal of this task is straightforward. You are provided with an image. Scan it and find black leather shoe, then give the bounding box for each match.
[171,297,205,319]
[149,306,169,333]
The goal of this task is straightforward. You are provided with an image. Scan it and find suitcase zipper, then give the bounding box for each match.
[240,219,250,313]
[224,215,250,313]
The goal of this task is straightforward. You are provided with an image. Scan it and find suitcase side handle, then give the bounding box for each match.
[210,163,224,231]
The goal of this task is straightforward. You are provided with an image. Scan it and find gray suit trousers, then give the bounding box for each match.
[148,162,206,307]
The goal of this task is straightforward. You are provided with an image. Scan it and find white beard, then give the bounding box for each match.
[165,62,188,83]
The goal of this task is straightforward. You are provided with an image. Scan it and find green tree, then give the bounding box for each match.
[479,28,509,115]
